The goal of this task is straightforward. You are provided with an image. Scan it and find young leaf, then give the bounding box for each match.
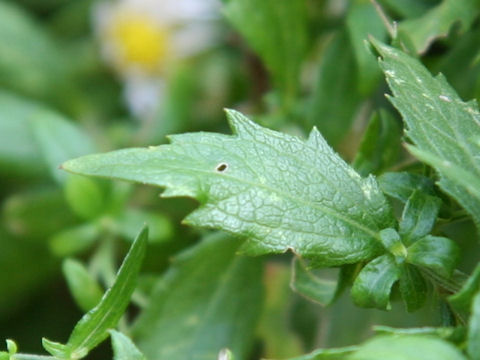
[351,254,400,310]
[449,263,480,314]
[132,232,263,360]
[348,335,467,360]
[62,259,103,313]
[353,110,401,177]
[373,40,480,227]
[109,330,146,360]
[43,226,148,359]
[290,258,338,306]
[399,191,442,245]
[407,235,460,278]
[63,110,395,267]
[223,0,308,106]
[398,0,478,54]
[378,172,435,203]
[467,292,480,360]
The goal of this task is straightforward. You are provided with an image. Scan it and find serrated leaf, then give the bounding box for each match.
[378,172,435,203]
[398,0,478,54]
[307,30,362,146]
[223,0,308,106]
[353,110,401,177]
[63,110,394,266]
[62,259,103,313]
[109,331,146,360]
[132,232,263,360]
[467,292,480,359]
[373,39,480,227]
[290,257,338,306]
[400,190,442,245]
[407,235,459,278]
[43,226,148,359]
[449,263,480,314]
[351,254,400,310]
[399,263,427,312]
[348,335,467,360]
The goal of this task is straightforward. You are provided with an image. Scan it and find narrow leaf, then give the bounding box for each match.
[43,226,148,359]
[109,331,146,360]
[285,346,357,360]
[449,263,480,314]
[373,39,480,227]
[63,110,394,267]
[133,232,263,360]
[407,235,459,278]
[467,292,480,359]
[351,254,400,310]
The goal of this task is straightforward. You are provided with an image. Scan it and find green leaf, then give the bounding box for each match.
[290,258,338,306]
[399,191,442,245]
[449,263,480,314]
[467,292,480,359]
[223,0,308,106]
[286,347,357,360]
[407,235,459,278]
[373,325,462,341]
[62,259,103,313]
[64,175,107,220]
[43,226,148,359]
[132,232,263,360]
[63,110,395,267]
[398,0,478,54]
[399,263,427,312]
[109,331,146,360]
[378,0,434,18]
[378,172,435,203]
[30,110,95,184]
[307,31,362,146]
[348,335,467,360]
[351,254,400,310]
[346,0,387,94]
[49,223,99,257]
[353,110,401,177]
[373,39,480,227]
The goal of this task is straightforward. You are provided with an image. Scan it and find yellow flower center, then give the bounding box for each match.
[109,13,170,73]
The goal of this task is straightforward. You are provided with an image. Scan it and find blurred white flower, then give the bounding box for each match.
[92,0,220,118]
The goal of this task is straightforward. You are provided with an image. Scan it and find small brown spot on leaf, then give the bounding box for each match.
[216,163,228,172]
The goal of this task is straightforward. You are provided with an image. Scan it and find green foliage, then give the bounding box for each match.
[2,1,480,359]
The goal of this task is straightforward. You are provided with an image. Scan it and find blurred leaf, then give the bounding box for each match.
[407,235,459,278]
[63,110,395,267]
[307,31,361,146]
[373,40,480,227]
[378,172,435,203]
[468,292,480,359]
[133,233,263,360]
[108,208,173,244]
[348,335,467,360]
[109,330,146,360]
[290,257,338,306]
[373,325,461,340]
[351,254,400,310]
[30,110,95,184]
[224,0,308,107]
[346,0,387,94]
[378,0,435,18]
[64,175,107,220]
[43,226,148,359]
[2,188,77,240]
[398,0,478,54]
[285,346,357,360]
[49,223,99,257]
[399,263,427,312]
[62,259,104,313]
[399,191,442,245]
[353,110,401,176]
[0,1,75,111]
[449,263,480,314]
